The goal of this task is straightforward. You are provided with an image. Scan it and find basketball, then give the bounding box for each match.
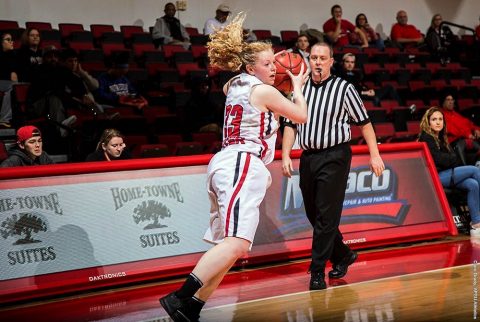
[273,51,307,93]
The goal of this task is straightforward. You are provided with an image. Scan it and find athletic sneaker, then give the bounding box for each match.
[159,292,198,322]
[470,223,480,237]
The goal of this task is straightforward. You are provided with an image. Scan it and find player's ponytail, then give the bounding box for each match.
[207,13,272,72]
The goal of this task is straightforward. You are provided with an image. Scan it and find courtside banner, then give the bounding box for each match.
[0,142,456,303]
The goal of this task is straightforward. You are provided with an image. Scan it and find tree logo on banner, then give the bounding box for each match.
[133,200,172,230]
[0,212,48,245]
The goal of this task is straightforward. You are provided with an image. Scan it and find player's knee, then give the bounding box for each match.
[226,238,250,258]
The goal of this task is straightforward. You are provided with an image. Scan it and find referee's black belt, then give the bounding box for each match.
[303,142,349,155]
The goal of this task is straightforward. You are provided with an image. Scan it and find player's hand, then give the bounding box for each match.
[274,50,286,58]
[370,155,385,177]
[282,156,294,178]
[286,63,308,89]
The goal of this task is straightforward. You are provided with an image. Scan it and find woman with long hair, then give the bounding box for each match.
[159,13,309,321]
[418,107,480,236]
[85,128,131,161]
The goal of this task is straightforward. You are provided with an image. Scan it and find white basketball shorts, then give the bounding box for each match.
[203,148,272,245]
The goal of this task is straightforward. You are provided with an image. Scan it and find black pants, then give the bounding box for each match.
[299,143,352,275]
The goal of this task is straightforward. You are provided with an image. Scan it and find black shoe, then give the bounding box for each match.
[309,273,327,290]
[328,251,358,279]
[159,292,198,322]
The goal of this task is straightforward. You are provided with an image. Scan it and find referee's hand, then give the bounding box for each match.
[370,155,385,177]
[282,156,294,178]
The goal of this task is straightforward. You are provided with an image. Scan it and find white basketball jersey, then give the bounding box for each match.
[222,73,279,165]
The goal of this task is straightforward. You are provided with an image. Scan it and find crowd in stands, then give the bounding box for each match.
[0,2,480,169]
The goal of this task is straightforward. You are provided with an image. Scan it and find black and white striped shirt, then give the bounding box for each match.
[286,75,370,150]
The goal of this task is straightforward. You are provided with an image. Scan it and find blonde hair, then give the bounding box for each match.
[96,128,124,151]
[419,106,451,151]
[207,13,272,72]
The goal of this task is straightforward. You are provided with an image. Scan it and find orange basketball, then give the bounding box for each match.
[273,51,306,93]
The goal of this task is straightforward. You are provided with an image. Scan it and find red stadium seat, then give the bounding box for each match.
[156,134,183,155]
[58,23,84,39]
[90,24,115,40]
[174,141,203,156]
[25,21,52,31]
[139,144,170,158]
[185,27,200,36]
[0,20,19,30]
[280,30,299,46]
[192,132,220,152]
[373,122,395,143]
[252,29,272,40]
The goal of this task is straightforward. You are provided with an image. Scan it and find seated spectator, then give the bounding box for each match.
[287,33,311,73]
[15,28,43,82]
[152,2,190,49]
[60,49,118,119]
[441,93,480,166]
[354,13,385,50]
[1,125,54,167]
[95,52,148,110]
[425,14,456,64]
[418,107,480,236]
[86,128,131,161]
[390,10,424,49]
[204,4,230,35]
[337,53,401,106]
[184,75,222,137]
[242,28,257,43]
[0,32,18,128]
[323,4,368,48]
[27,46,77,138]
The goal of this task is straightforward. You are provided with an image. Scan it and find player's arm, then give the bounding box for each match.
[251,66,308,123]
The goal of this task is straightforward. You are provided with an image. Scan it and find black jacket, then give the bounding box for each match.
[1,146,54,167]
[85,149,132,162]
[418,131,459,172]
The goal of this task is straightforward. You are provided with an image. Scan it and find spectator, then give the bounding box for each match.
[27,46,77,138]
[441,93,480,166]
[287,34,311,73]
[337,53,401,106]
[184,75,222,137]
[204,4,230,35]
[323,4,368,48]
[95,52,148,110]
[390,10,424,48]
[1,125,54,167]
[418,106,480,236]
[0,32,18,128]
[15,28,42,82]
[425,14,455,64]
[86,128,131,161]
[354,13,385,50]
[242,28,257,43]
[60,49,118,119]
[152,2,190,49]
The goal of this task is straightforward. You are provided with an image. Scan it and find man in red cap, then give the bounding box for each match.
[1,125,54,167]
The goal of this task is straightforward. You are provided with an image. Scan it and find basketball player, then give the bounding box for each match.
[159,13,309,322]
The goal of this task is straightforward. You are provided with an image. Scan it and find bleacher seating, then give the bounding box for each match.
[3,18,480,160]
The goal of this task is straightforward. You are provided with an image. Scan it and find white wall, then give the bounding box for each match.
[0,0,478,38]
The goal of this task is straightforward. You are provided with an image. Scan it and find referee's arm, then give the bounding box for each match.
[360,122,385,177]
[282,123,297,178]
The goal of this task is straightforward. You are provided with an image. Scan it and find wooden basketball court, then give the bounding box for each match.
[1,235,479,321]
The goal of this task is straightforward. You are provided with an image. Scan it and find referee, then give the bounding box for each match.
[282,42,384,290]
